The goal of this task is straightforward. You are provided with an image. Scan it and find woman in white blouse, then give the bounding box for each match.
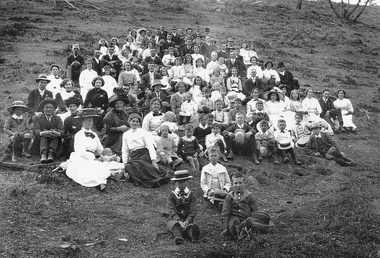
[122,113,171,188]
[246,56,263,79]
[301,88,322,122]
[264,89,284,128]
[66,108,117,190]
[333,90,357,133]
[262,61,280,87]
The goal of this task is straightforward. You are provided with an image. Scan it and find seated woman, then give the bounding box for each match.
[183,54,195,85]
[122,113,172,188]
[142,97,165,137]
[262,61,280,88]
[288,89,303,112]
[55,78,76,114]
[62,96,83,159]
[66,108,116,190]
[264,90,284,129]
[246,88,265,120]
[302,88,322,122]
[333,90,357,134]
[246,56,263,80]
[118,61,139,95]
[193,58,209,84]
[103,93,130,155]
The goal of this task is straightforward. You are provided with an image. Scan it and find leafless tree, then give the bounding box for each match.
[326,0,371,22]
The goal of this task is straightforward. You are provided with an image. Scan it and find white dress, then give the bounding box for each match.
[302,97,322,122]
[66,128,115,187]
[102,75,118,97]
[333,98,356,129]
[79,69,98,100]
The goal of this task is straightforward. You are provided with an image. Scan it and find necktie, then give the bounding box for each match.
[153,113,163,117]
[178,191,186,197]
[85,132,95,139]
[46,116,51,122]
[281,130,285,133]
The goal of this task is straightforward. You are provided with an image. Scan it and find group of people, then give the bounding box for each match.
[3,24,358,243]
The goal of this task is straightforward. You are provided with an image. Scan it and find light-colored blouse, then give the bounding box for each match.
[122,127,156,163]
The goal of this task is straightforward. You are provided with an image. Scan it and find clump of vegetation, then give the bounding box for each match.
[0,22,36,38]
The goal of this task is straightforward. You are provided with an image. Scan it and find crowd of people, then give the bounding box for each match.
[3,25,358,242]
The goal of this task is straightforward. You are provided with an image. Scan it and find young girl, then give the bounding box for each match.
[156,125,183,170]
[200,87,213,113]
[217,56,228,79]
[180,92,198,125]
[183,54,194,85]
[98,38,108,58]
[177,124,201,172]
[210,82,222,104]
[160,67,172,92]
[226,67,245,101]
[169,57,185,89]
[194,58,209,84]
[189,76,205,105]
[122,35,137,53]
[110,37,121,56]
[210,68,225,88]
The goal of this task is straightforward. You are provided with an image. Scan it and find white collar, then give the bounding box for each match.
[12,114,23,120]
[38,89,45,95]
[199,123,208,129]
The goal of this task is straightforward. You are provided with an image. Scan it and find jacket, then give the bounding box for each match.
[200,163,231,197]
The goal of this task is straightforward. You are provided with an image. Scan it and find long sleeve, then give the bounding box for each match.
[167,194,181,221]
[186,194,197,223]
[200,169,211,196]
[121,132,130,164]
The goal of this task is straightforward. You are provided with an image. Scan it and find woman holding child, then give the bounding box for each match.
[122,113,171,188]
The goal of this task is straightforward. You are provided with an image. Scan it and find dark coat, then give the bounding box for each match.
[318,97,336,118]
[306,131,339,152]
[91,57,104,75]
[27,89,53,114]
[33,114,64,136]
[243,77,265,96]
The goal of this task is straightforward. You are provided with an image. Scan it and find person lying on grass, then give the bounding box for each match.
[167,170,200,245]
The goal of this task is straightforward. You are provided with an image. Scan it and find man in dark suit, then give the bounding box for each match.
[225,50,245,78]
[91,50,104,75]
[170,27,182,50]
[222,112,258,163]
[33,98,64,163]
[319,90,343,133]
[101,45,122,79]
[217,42,229,59]
[142,48,163,74]
[180,38,194,58]
[157,25,168,41]
[243,69,265,98]
[162,33,177,56]
[66,43,85,84]
[27,74,54,116]
[277,61,300,93]
[205,36,217,59]
[140,62,157,93]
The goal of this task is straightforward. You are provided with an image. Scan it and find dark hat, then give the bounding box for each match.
[108,93,129,108]
[64,96,83,107]
[279,84,290,91]
[36,74,51,83]
[171,26,177,30]
[138,28,146,34]
[205,27,210,32]
[277,61,285,68]
[39,97,58,110]
[74,108,100,119]
[171,170,193,181]
[49,64,59,70]
[211,189,227,202]
[251,211,274,228]
[7,100,29,113]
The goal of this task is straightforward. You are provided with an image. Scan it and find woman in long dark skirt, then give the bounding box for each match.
[122,113,171,188]
[103,93,130,155]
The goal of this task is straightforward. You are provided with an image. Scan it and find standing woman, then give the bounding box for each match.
[103,94,130,155]
[333,90,357,133]
[122,113,172,188]
[66,108,111,190]
[84,76,109,131]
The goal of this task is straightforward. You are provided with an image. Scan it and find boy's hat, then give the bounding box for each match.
[7,101,29,113]
[278,139,293,150]
[310,121,322,130]
[171,170,193,181]
[256,100,264,105]
[227,37,234,42]
[234,129,246,145]
[251,211,274,228]
[295,136,310,148]
[39,97,58,110]
[74,108,100,119]
[103,64,112,69]
[36,74,51,83]
[211,189,228,202]
[211,123,221,129]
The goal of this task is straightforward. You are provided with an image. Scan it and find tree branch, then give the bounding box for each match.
[326,0,342,18]
[352,0,370,22]
[347,0,362,19]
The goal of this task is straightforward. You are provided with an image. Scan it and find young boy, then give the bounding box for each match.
[205,123,228,162]
[219,87,231,112]
[193,113,211,151]
[223,112,258,164]
[227,98,245,125]
[254,120,279,164]
[211,99,229,131]
[200,147,231,211]
[305,122,355,166]
[290,113,310,142]
[4,101,32,162]
[156,125,183,170]
[221,172,258,238]
[178,124,201,172]
[274,119,302,165]
[249,100,269,129]
[199,87,213,113]
[167,170,200,245]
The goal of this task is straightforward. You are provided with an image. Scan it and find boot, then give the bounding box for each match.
[188,224,200,243]
[257,151,263,162]
[227,151,235,159]
[252,154,260,165]
[47,150,55,163]
[273,153,280,165]
[280,151,289,164]
[40,150,48,164]
[172,224,184,245]
[22,139,31,158]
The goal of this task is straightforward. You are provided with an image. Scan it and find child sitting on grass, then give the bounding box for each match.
[193,113,211,151]
[249,100,269,129]
[254,120,279,164]
[221,172,260,238]
[167,170,200,245]
[306,122,355,167]
[200,147,231,211]
[199,87,213,113]
[179,92,198,125]
[156,125,183,170]
[205,123,228,162]
[178,124,201,172]
[212,99,229,132]
[274,119,302,165]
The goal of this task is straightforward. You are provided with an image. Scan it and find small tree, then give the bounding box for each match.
[326,0,371,22]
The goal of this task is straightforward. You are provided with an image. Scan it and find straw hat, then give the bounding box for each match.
[36,74,51,83]
[310,121,322,130]
[74,108,100,119]
[7,101,29,113]
[39,97,58,110]
[251,211,274,228]
[234,129,246,145]
[263,90,284,101]
[211,189,228,202]
[171,170,193,181]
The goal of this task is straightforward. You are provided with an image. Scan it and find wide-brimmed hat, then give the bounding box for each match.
[279,84,290,91]
[171,170,193,181]
[151,79,163,89]
[39,97,58,110]
[64,96,83,107]
[7,100,29,113]
[138,28,147,34]
[234,129,246,145]
[295,136,310,148]
[278,139,294,150]
[36,74,51,83]
[263,90,284,101]
[74,108,100,119]
[108,93,130,108]
[211,189,228,202]
[310,121,322,130]
[251,211,274,228]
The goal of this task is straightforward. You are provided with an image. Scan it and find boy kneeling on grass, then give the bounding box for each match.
[306,122,356,167]
[167,170,200,245]
[221,172,274,238]
[201,147,231,212]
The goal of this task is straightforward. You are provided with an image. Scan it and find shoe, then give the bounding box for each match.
[333,129,341,134]
[352,129,358,134]
[218,202,224,213]
[273,154,280,165]
[174,237,184,245]
[226,152,235,159]
[294,159,302,166]
[191,224,200,243]
[283,157,290,164]
[252,156,260,165]
[99,184,106,191]
[40,152,48,164]
[47,151,55,163]
[222,155,228,162]
[11,155,17,162]
[257,152,263,162]
[22,152,31,158]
